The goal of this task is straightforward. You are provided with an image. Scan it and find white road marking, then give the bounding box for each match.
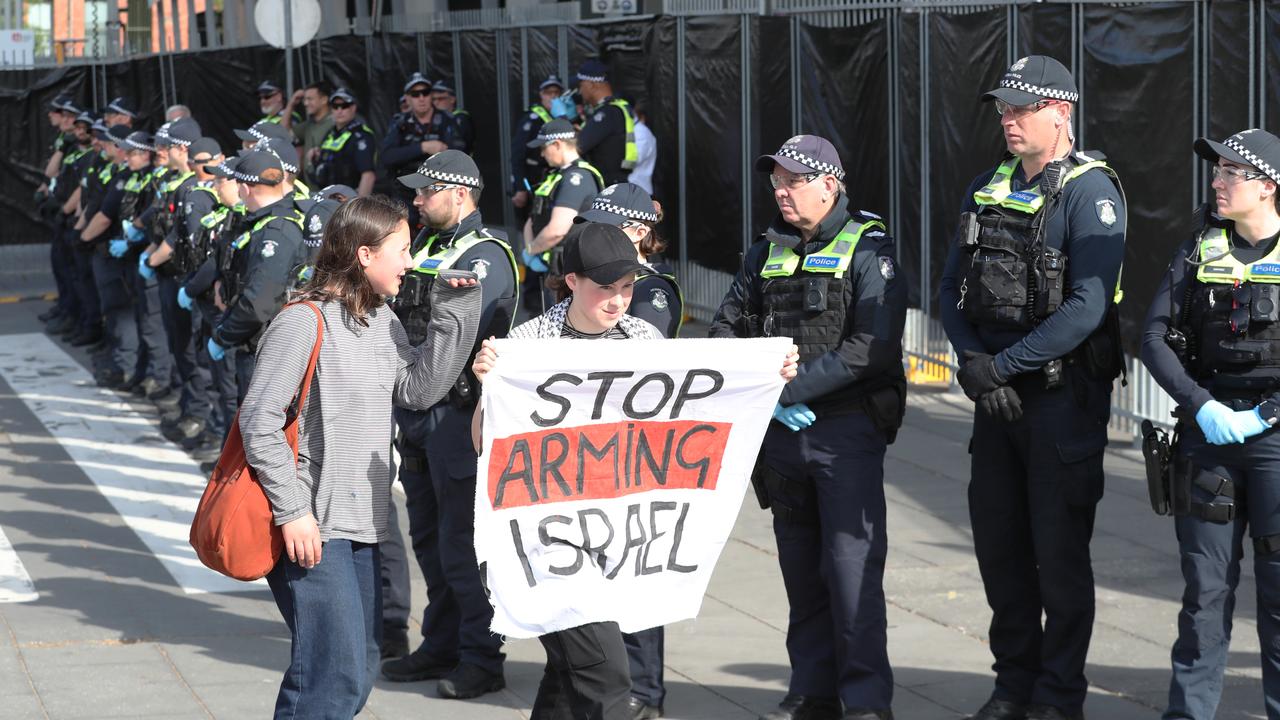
[0,334,263,594]
[0,523,38,602]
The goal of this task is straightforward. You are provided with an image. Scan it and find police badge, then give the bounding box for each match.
[470,258,490,280]
[308,215,323,235]
[1095,198,1117,227]
[262,240,277,258]
[878,256,896,280]
[650,289,669,311]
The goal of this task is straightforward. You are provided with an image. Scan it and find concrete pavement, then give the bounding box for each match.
[0,295,1269,719]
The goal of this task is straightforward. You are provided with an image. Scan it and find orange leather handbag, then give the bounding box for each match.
[190,302,323,581]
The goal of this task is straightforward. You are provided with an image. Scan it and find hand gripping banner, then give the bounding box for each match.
[476,337,789,638]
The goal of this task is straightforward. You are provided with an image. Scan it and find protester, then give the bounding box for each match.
[472,223,799,720]
[240,194,481,717]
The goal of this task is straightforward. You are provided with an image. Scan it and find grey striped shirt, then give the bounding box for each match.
[240,283,480,543]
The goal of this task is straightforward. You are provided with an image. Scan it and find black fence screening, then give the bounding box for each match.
[2,1,1278,354]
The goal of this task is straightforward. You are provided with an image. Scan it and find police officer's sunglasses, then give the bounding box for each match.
[406,90,431,98]
[189,156,214,166]
[330,102,354,110]
[768,172,821,190]
[993,99,1058,118]
[1212,165,1267,184]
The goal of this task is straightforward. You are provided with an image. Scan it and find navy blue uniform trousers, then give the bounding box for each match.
[761,411,893,710]
[969,365,1109,713]
[158,273,210,419]
[92,252,137,377]
[1165,429,1280,719]
[392,402,504,673]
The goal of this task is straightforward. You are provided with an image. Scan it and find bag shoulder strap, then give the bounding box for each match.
[288,301,325,444]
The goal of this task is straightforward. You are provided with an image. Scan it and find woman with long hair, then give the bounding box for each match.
[240,194,481,718]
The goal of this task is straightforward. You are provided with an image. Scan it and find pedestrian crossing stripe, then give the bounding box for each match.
[0,523,37,603]
[0,334,263,595]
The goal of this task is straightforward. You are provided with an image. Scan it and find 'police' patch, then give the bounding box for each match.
[650,289,669,312]
[569,173,582,186]
[470,258,490,280]
[357,140,367,151]
[262,240,277,258]
[1096,198,1117,227]
[879,256,896,280]
[522,121,531,131]
[594,112,605,122]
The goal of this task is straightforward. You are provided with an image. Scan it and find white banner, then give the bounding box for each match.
[476,337,788,639]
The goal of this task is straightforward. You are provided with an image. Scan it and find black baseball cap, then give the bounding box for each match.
[431,80,455,96]
[576,183,660,225]
[48,94,74,112]
[297,184,357,212]
[257,80,282,96]
[233,150,285,185]
[234,120,290,143]
[398,149,484,190]
[528,118,576,148]
[189,137,222,161]
[403,72,432,94]
[1195,129,1280,185]
[539,75,565,92]
[562,223,645,284]
[756,135,846,181]
[982,55,1079,106]
[329,87,357,105]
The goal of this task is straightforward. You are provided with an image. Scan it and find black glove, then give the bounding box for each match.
[957,350,1006,400]
[978,386,1023,422]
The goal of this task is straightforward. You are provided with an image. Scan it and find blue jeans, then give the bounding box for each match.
[267,539,382,719]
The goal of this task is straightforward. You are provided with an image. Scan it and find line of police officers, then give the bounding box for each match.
[36,52,1272,720]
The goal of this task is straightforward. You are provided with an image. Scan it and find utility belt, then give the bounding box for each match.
[805,379,907,443]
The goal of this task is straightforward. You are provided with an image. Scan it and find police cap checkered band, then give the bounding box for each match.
[576,59,608,84]
[540,130,575,142]
[1225,136,1280,184]
[590,198,659,223]
[106,97,136,117]
[416,166,482,188]
[252,138,300,174]
[997,78,1078,103]
[232,151,284,185]
[123,132,154,152]
[774,146,845,180]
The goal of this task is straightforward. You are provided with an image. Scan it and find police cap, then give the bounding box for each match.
[234,120,291,144]
[398,149,483,190]
[403,72,432,94]
[253,136,301,175]
[257,80,283,96]
[539,75,565,92]
[527,118,576,149]
[576,59,608,84]
[163,118,203,148]
[576,183,660,225]
[431,80,455,96]
[1196,129,1280,186]
[208,156,239,180]
[233,150,285,186]
[982,55,1079,106]
[105,96,138,118]
[122,131,155,152]
[756,135,845,181]
[329,87,357,105]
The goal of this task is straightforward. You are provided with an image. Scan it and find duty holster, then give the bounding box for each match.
[1141,419,1175,515]
[861,381,907,444]
[749,460,816,524]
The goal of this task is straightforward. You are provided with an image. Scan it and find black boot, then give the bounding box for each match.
[966,699,1029,720]
[380,641,458,682]
[760,694,841,720]
[437,662,504,699]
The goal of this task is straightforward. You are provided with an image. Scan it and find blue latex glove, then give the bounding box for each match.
[1233,408,1271,440]
[137,252,155,279]
[176,286,193,311]
[521,249,549,273]
[122,220,145,242]
[206,338,226,362]
[1196,400,1245,445]
[549,94,578,120]
[772,403,816,432]
[108,239,129,258]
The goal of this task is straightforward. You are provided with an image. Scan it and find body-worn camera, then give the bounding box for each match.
[958,212,979,248]
[804,277,828,312]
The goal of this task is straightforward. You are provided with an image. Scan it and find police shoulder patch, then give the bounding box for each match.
[1095,198,1118,227]
[522,121,531,131]
[470,258,490,280]
[593,112,605,122]
[569,173,582,186]
[879,256,896,280]
[261,240,277,258]
[650,288,669,311]
[358,139,367,151]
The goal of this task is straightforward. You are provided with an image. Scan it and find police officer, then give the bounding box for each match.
[294,183,355,288]
[431,81,473,154]
[511,75,564,220]
[313,88,376,197]
[43,99,89,338]
[148,120,218,444]
[1140,129,1280,720]
[102,96,137,130]
[937,56,1127,720]
[234,118,292,152]
[381,72,466,228]
[57,108,100,345]
[70,114,120,350]
[254,135,312,203]
[255,81,301,125]
[710,135,905,720]
[182,151,244,469]
[523,119,605,310]
[208,150,307,402]
[380,151,517,699]
[575,60,638,187]
[79,125,144,388]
